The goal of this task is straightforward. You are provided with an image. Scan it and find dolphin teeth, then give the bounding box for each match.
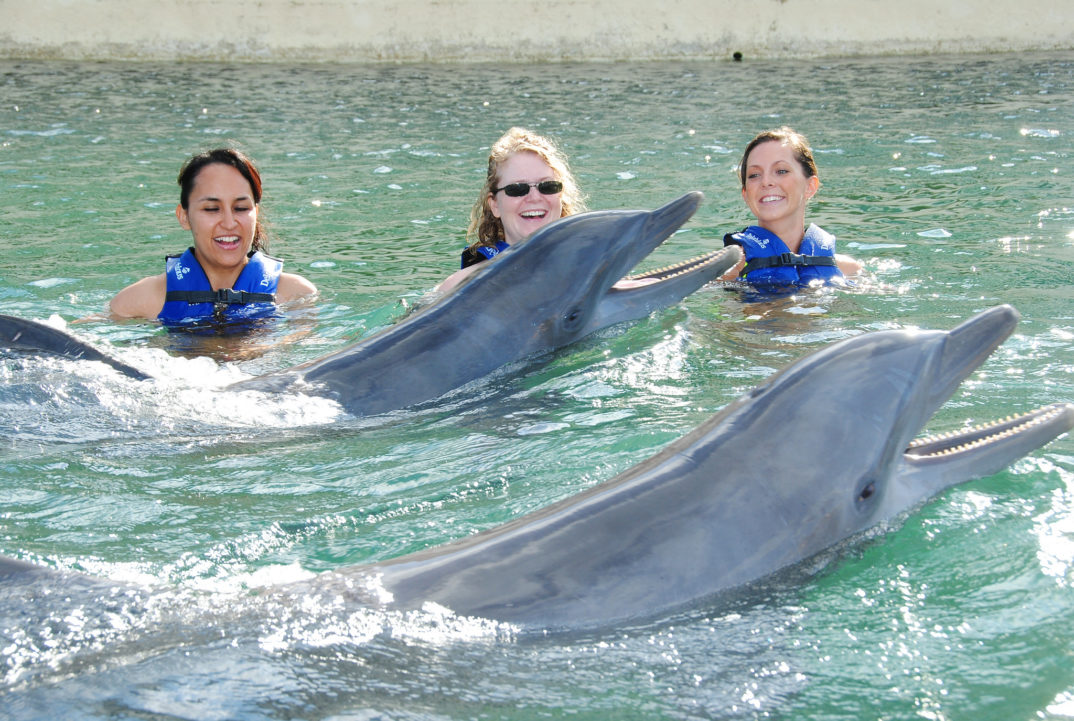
[906,404,1065,458]
[622,249,731,282]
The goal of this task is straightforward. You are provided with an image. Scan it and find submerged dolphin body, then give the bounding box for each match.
[342,305,1073,630]
[0,193,739,417]
[1,307,1070,634]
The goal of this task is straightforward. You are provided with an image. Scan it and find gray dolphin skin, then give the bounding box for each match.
[0,313,151,380]
[341,305,1074,631]
[0,193,740,417]
[1,308,1071,634]
[229,192,739,415]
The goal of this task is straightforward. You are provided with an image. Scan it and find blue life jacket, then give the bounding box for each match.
[158,247,282,328]
[461,240,510,269]
[723,224,846,291]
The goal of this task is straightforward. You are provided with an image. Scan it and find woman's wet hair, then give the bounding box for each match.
[738,126,818,188]
[178,147,269,252]
[466,127,587,246]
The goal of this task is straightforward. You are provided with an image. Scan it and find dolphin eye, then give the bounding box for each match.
[559,305,586,336]
[858,482,876,502]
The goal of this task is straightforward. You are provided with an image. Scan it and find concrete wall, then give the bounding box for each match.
[1,0,1071,63]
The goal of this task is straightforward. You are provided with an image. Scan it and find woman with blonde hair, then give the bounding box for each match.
[439,128,586,292]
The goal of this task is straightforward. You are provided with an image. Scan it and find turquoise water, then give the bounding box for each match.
[1,51,1074,719]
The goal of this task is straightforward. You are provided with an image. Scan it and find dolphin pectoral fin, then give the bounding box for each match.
[0,313,151,381]
[584,245,743,334]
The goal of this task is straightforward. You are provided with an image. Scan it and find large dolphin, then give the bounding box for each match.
[336,304,1074,630]
[0,192,740,417]
[2,306,1069,634]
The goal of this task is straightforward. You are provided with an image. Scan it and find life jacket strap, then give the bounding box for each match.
[743,252,837,275]
[164,289,277,306]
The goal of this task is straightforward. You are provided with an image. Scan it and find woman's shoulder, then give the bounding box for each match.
[277,272,317,302]
[109,273,167,319]
[833,253,863,277]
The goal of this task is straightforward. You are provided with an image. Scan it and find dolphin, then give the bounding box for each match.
[0,192,740,417]
[1,306,1070,633]
[228,192,736,415]
[337,304,1074,630]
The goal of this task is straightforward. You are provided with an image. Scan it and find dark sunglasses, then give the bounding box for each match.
[493,180,564,197]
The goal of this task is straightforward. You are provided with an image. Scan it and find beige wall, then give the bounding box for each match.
[1,0,1072,62]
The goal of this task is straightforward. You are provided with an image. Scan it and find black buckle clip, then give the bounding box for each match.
[213,289,248,305]
[774,252,806,267]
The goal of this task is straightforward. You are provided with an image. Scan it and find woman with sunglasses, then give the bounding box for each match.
[110,147,317,327]
[438,127,586,293]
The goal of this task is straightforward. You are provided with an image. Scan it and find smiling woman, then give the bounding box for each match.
[437,127,586,293]
[719,126,862,289]
[108,147,318,326]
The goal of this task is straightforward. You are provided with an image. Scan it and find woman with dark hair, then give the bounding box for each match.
[110,148,316,325]
[720,127,861,288]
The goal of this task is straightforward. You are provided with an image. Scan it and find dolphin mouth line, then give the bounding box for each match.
[906,403,1069,459]
[621,247,734,283]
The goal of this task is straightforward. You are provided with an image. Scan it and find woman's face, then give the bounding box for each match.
[740,140,819,229]
[488,151,564,244]
[175,163,258,274]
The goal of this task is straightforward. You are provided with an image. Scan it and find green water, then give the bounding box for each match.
[1,52,1073,719]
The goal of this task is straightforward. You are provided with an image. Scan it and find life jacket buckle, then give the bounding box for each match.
[774,252,806,267]
[213,288,248,305]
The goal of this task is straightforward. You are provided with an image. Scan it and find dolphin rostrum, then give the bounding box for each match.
[1,307,1069,634]
[0,192,740,417]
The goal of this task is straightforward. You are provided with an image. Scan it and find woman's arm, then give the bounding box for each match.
[835,253,863,277]
[719,256,746,281]
[437,264,481,294]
